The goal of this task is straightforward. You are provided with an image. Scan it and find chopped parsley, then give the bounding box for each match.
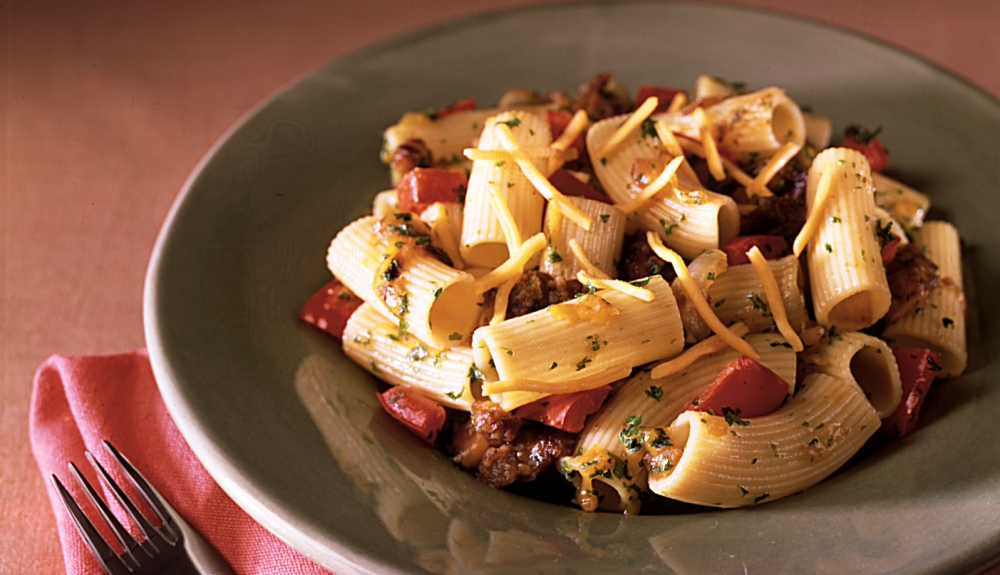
[645,385,663,401]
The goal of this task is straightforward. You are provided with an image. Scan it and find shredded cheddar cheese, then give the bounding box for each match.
[577,271,655,302]
[747,141,801,198]
[746,246,804,351]
[463,147,576,162]
[548,293,619,325]
[482,363,631,395]
[551,109,590,152]
[490,276,518,325]
[616,155,685,214]
[646,231,760,359]
[651,322,750,379]
[793,163,835,257]
[693,107,726,181]
[568,238,609,279]
[595,96,659,159]
[666,91,687,113]
[474,232,547,294]
[494,124,593,231]
[485,179,523,255]
[653,119,684,157]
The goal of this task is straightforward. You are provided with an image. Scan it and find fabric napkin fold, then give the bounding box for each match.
[30,350,331,575]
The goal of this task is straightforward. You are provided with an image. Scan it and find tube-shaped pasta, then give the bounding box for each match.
[653,87,807,159]
[326,215,483,349]
[872,172,930,233]
[883,221,967,377]
[802,331,902,418]
[473,275,683,410]
[805,147,891,331]
[706,255,807,335]
[541,197,626,280]
[461,111,552,268]
[648,372,880,508]
[586,116,739,259]
[564,333,797,513]
[342,303,476,410]
[382,107,526,183]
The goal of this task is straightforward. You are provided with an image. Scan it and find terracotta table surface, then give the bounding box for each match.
[3,0,999,573]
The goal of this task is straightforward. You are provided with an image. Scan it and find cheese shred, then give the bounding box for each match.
[577,271,655,302]
[793,164,835,257]
[746,246,805,351]
[693,107,726,182]
[651,322,750,379]
[747,141,801,198]
[474,232,547,294]
[568,239,610,279]
[595,96,659,160]
[646,231,760,359]
[482,363,631,395]
[616,155,685,214]
[494,124,593,231]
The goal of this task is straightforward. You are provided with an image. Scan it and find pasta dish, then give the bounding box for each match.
[300,73,967,514]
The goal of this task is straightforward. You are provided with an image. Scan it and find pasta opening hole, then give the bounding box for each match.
[669,419,692,450]
[849,345,897,416]
[716,199,741,245]
[772,101,806,146]
[429,281,482,346]
[462,243,510,269]
[828,291,874,331]
[592,479,623,512]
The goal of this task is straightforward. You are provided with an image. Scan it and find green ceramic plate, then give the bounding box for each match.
[145,4,1000,574]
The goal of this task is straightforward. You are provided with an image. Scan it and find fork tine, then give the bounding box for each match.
[102,440,180,545]
[87,450,163,554]
[50,473,122,575]
[68,461,145,568]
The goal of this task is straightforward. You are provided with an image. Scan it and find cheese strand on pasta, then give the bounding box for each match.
[746,246,804,351]
[474,232,547,294]
[494,124,593,230]
[616,155,685,215]
[651,322,750,379]
[646,231,760,359]
[793,163,835,256]
[595,96,659,159]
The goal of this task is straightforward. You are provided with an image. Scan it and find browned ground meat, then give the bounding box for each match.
[573,72,631,121]
[456,401,576,488]
[885,243,939,322]
[389,138,432,177]
[617,232,676,282]
[505,271,585,318]
[739,194,807,246]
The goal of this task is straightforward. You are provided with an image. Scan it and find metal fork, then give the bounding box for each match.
[50,440,234,575]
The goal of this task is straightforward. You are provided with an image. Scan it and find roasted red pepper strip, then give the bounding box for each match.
[720,235,790,266]
[516,385,611,433]
[881,348,942,438]
[433,97,476,119]
[634,86,686,112]
[840,124,889,173]
[299,278,363,339]
[396,167,468,214]
[689,356,789,419]
[377,386,447,444]
[547,168,611,204]
[881,237,901,265]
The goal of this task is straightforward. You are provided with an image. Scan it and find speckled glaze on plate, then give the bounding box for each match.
[144,3,1000,574]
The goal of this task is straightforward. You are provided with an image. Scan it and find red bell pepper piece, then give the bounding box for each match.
[547,168,610,204]
[299,278,363,339]
[516,385,611,433]
[840,124,889,173]
[720,235,790,266]
[634,86,686,112]
[881,237,901,265]
[881,348,942,438]
[377,386,447,444]
[396,167,468,214]
[433,97,477,119]
[689,356,789,419]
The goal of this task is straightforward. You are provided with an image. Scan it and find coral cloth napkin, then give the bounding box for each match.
[30,350,331,575]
